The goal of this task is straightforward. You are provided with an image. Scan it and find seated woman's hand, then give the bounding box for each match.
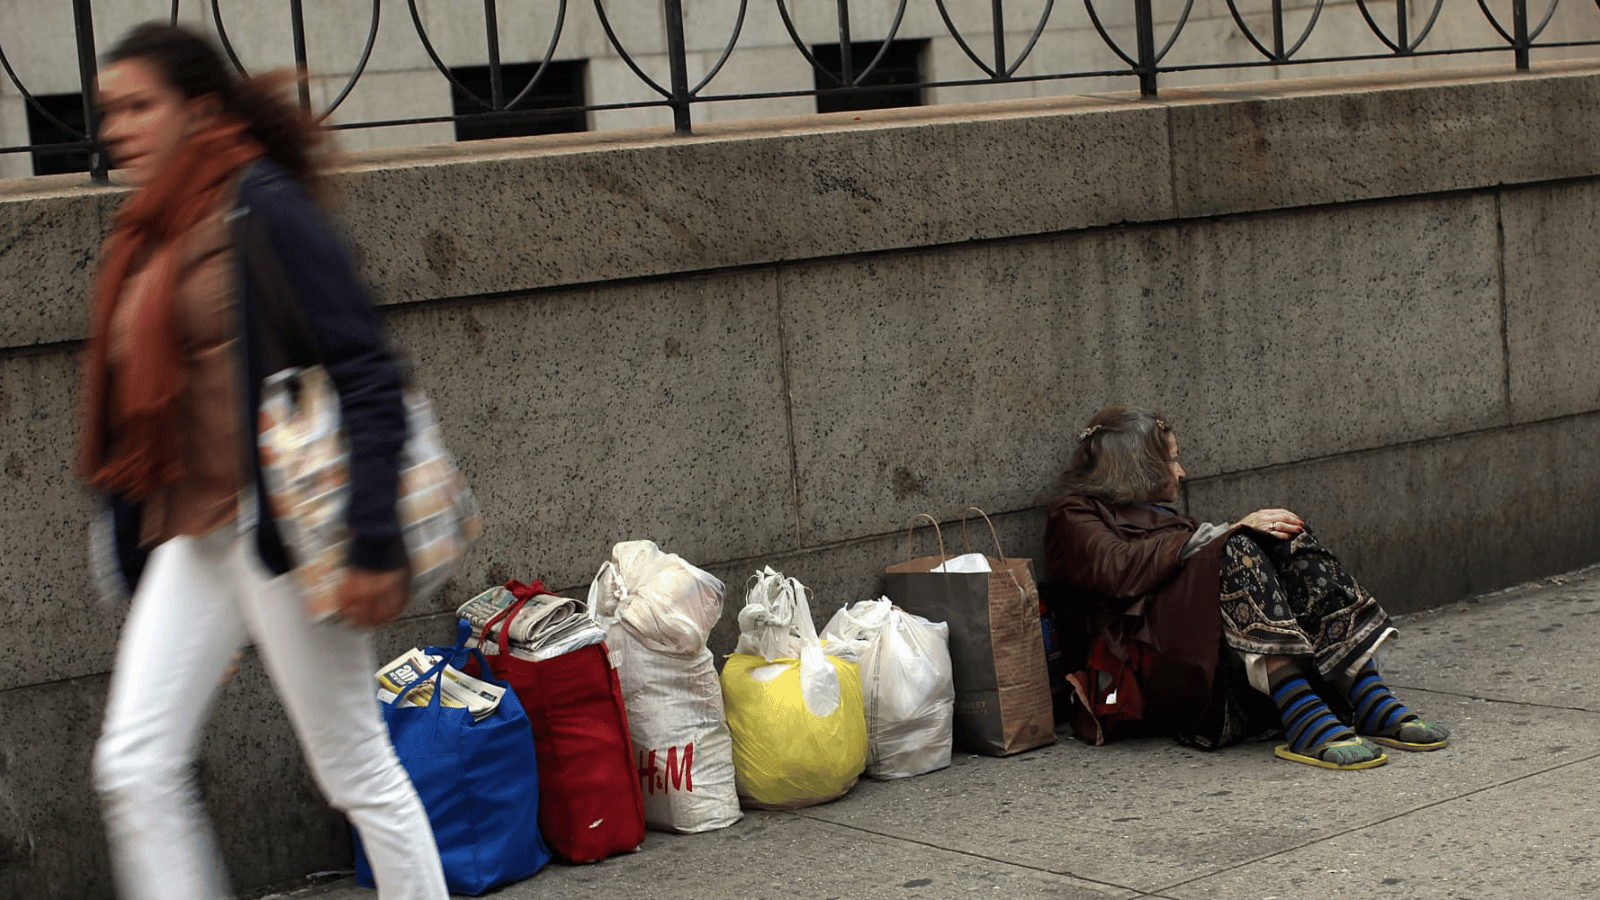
[1235,508,1304,540]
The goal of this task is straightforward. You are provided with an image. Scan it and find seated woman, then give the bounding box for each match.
[1044,405,1449,770]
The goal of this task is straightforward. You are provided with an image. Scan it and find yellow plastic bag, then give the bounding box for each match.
[721,651,867,809]
[721,567,867,809]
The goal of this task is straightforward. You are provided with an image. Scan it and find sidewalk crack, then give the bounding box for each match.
[787,812,1154,896]
[1146,748,1600,894]
[1396,683,1596,714]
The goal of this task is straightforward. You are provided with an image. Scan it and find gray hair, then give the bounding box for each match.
[1052,405,1174,504]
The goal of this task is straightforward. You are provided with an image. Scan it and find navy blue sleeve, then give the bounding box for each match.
[110,495,149,595]
[246,176,409,572]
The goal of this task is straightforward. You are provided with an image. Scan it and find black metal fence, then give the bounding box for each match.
[5,0,1599,182]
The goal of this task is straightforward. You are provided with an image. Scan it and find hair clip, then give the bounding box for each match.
[1078,424,1103,442]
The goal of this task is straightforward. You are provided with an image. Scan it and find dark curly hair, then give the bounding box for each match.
[1052,405,1176,504]
[107,22,327,194]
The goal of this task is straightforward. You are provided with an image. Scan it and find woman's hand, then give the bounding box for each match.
[1235,508,1304,540]
[336,566,409,628]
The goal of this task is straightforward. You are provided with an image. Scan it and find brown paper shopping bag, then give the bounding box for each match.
[883,511,1056,757]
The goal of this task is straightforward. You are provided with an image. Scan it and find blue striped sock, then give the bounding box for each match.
[1271,674,1355,754]
[1346,663,1413,735]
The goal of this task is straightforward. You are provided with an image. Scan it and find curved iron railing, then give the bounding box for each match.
[3,0,1598,182]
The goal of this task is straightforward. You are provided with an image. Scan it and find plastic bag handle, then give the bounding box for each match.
[960,507,1009,559]
[587,561,626,622]
[902,513,948,562]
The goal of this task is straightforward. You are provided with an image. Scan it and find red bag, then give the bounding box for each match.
[467,580,646,863]
[1063,635,1150,746]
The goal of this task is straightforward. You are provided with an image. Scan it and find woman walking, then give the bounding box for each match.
[81,23,448,899]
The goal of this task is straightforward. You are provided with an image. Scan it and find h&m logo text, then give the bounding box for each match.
[636,744,694,795]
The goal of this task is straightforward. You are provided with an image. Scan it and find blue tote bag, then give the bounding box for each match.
[356,644,551,895]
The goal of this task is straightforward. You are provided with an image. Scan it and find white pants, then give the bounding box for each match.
[93,526,449,900]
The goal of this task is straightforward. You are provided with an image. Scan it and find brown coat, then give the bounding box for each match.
[109,201,246,546]
[1043,495,1234,735]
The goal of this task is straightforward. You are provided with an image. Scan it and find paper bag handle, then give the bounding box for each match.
[960,507,1009,559]
[960,506,1033,612]
[902,513,948,562]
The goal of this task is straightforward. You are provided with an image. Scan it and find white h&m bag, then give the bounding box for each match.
[587,540,741,833]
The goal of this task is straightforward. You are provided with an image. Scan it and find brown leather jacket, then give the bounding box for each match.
[1044,495,1234,736]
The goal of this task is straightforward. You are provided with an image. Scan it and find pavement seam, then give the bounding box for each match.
[1145,747,1600,896]
[786,810,1157,897]
[1396,683,1596,714]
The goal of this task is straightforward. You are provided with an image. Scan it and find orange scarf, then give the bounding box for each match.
[77,118,263,500]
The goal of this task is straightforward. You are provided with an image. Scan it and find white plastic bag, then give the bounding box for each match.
[735,566,841,716]
[822,598,954,780]
[722,567,867,808]
[931,552,991,573]
[588,540,741,833]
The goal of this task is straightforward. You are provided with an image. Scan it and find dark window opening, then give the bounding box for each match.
[27,92,92,176]
[812,40,926,114]
[450,60,587,141]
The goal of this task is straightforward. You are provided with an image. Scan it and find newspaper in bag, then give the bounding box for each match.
[457,583,606,661]
[375,647,505,721]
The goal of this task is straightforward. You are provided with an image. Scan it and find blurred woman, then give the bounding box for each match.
[80,22,447,899]
[1044,405,1449,770]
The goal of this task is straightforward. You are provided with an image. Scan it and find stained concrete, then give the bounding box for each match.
[1165,62,1600,219]
[1500,179,1600,423]
[0,350,114,692]
[779,195,1508,545]
[1184,413,1600,615]
[0,177,112,346]
[379,271,797,602]
[331,100,1172,309]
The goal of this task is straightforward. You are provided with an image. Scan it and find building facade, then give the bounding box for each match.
[4,0,1600,179]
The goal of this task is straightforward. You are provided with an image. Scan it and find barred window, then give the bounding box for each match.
[811,40,926,114]
[450,60,588,141]
[26,92,92,176]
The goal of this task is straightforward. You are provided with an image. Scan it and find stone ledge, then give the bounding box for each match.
[1166,63,1600,218]
[8,63,1600,349]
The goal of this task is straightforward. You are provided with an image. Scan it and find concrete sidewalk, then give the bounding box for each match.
[262,567,1600,900]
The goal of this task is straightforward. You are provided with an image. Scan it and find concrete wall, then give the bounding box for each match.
[3,61,1600,896]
